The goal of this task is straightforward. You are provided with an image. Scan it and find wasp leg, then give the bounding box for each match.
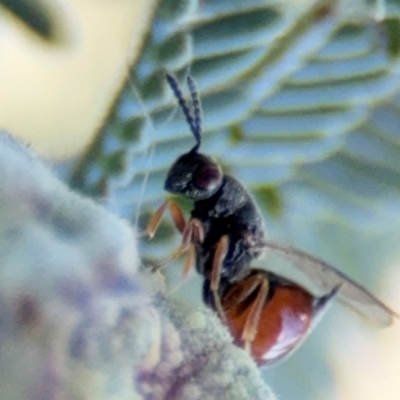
[210,235,229,322]
[180,219,204,278]
[152,218,204,272]
[223,273,267,306]
[182,243,195,279]
[241,276,269,354]
[168,201,187,234]
[141,199,186,238]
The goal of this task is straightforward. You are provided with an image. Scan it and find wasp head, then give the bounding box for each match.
[165,73,223,200]
[165,150,223,200]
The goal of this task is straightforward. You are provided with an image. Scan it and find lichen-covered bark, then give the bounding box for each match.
[0,132,273,400]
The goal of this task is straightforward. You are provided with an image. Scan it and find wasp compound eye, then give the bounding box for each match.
[193,164,222,193]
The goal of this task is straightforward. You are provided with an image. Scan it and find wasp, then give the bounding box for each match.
[144,73,398,365]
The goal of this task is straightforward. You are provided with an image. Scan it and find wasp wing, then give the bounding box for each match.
[261,239,398,327]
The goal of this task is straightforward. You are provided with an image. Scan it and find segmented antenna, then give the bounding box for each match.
[186,75,202,137]
[166,73,202,151]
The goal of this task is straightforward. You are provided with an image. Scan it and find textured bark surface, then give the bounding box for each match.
[0,132,273,400]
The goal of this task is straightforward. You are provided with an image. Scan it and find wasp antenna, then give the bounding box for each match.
[166,73,201,151]
[186,76,202,146]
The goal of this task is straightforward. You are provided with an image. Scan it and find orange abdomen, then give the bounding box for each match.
[224,285,314,365]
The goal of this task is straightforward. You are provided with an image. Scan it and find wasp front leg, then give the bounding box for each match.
[142,199,186,239]
[240,276,269,354]
[151,218,205,276]
[142,199,199,276]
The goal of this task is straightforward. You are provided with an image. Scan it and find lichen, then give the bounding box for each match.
[0,132,273,400]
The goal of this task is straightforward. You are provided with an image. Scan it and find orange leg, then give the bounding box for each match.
[241,276,269,354]
[143,200,204,278]
[210,235,229,322]
[223,273,266,307]
[182,244,195,279]
[142,199,186,239]
[151,218,204,272]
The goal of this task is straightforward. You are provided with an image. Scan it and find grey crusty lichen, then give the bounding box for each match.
[0,132,274,400]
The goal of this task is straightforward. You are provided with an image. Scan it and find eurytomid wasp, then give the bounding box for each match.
[143,73,398,365]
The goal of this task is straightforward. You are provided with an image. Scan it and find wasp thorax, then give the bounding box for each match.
[164,151,223,200]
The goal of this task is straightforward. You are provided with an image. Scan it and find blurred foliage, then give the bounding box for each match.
[0,0,60,41]
[66,0,400,399]
[71,0,400,233]
[254,185,284,218]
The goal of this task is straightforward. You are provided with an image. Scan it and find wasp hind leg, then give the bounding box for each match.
[240,275,269,354]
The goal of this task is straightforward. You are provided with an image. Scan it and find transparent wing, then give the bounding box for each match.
[261,240,398,328]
